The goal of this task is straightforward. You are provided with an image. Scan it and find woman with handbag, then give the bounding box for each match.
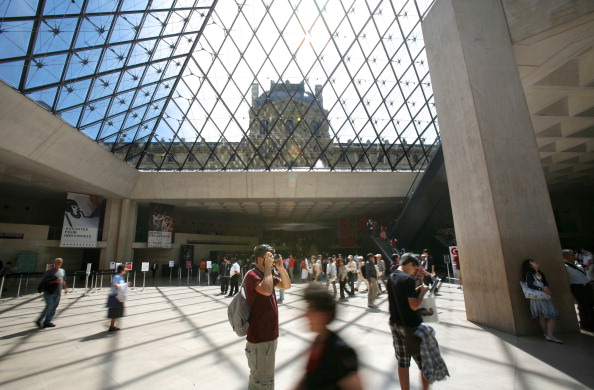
[522,259,562,343]
[107,264,128,332]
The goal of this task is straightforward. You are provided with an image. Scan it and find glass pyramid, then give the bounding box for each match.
[0,0,439,171]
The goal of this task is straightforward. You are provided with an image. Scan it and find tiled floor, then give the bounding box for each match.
[0,279,592,390]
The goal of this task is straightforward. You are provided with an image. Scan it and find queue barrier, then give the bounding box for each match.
[68,270,116,295]
[0,272,46,299]
[0,266,232,300]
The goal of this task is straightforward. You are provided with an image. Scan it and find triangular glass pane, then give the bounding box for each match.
[124,106,148,128]
[26,87,58,110]
[118,69,145,92]
[151,0,175,9]
[133,84,158,106]
[99,43,132,72]
[56,79,93,111]
[0,20,33,60]
[34,17,77,54]
[101,112,128,136]
[43,0,81,15]
[89,72,121,101]
[81,122,103,141]
[108,90,136,116]
[80,97,110,126]
[121,0,149,12]
[110,13,144,43]
[86,0,119,14]
[58,106,84,127]
[25,53,68,89]
[75,15,113,49]
[0,0,37,17]
[139,12,169,39]
[0,61,24,88]
[66,47,105,79]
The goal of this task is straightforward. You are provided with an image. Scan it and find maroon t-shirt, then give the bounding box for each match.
[245,268,280,343]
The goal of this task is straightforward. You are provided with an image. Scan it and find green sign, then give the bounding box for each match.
[16,253,37,273]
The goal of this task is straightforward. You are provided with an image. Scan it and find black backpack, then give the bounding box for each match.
[37,273,58,294]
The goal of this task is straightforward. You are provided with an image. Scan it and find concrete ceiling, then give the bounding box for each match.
[513,11,594,193]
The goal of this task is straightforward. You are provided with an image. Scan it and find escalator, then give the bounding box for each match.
[388,146,455,272]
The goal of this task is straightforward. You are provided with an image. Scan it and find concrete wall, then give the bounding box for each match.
[0,197,64,226]
[131,171,416,201]
[0,81,140,199]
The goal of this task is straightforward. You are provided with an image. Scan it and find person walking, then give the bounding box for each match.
[210,260,219,285]
[35,258,68,328]
[276,254,288,304]
[376,254,386,293]
[220,257,231,295]
[347,255,357,293]
[326,258,337,297]
[563,249,594,331]
[338,259,353,300]
[228,258,241,297]
[107,264,128,332]
[363,253,379,308]
[301,257,311,284]
[420,250,435,286]
[355,256,368,293]
[292,283,363,390]
[244,244,291,389]
[288,254,295,281]
[151,262,158,282]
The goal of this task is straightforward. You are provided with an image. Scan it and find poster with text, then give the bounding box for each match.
[148,203,174,248]
[60,192,104,247]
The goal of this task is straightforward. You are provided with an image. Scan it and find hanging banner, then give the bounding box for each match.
[338,217,356,247]
[60,192,104,247]
[148,203,174,248]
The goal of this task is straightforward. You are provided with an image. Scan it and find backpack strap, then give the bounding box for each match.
[242,269,261,323]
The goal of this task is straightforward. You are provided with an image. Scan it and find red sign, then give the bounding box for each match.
[125,262,133,270]
[186,261,192,269]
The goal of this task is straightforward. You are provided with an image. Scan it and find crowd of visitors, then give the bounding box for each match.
[26,242,594,390]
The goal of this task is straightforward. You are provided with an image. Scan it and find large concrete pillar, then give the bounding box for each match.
[116,198,137,262]
[422,0,578,334]
[100,198,137,268]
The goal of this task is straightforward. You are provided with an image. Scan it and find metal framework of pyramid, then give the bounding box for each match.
[0,0,439,171]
